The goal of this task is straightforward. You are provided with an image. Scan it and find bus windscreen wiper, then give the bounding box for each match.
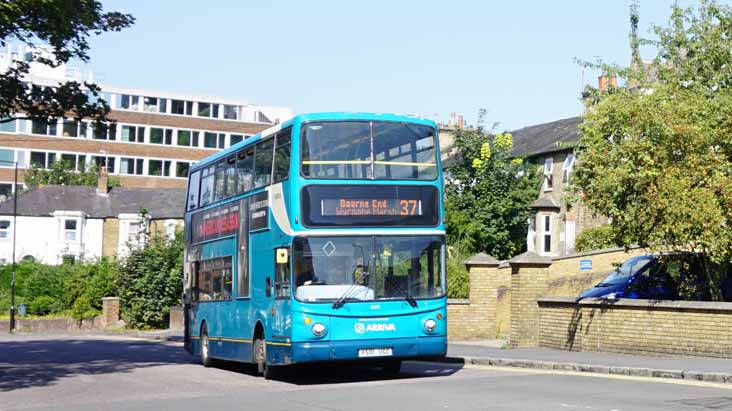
[332,270,369,309]
[384,275,417,307]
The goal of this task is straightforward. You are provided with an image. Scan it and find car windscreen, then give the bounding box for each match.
[599,255,654,286]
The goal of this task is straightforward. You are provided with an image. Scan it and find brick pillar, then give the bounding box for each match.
[169,306,184,331]
[101,297,120,327]
[509,251,552,347]
[462,253,500,338]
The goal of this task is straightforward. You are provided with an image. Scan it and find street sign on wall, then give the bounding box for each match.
[579,259,592,271]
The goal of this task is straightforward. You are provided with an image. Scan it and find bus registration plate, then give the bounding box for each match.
[358,347,393,358]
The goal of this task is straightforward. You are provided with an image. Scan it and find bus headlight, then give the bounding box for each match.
[312,323,327,337]
[424,319,437,333]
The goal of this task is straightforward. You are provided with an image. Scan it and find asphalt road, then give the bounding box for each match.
[1,335,731,411]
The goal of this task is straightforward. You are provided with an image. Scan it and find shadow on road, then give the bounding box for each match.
[211,359,464,385]
[0,337,193,392]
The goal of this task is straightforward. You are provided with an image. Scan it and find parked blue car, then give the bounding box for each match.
[579,254,695,300]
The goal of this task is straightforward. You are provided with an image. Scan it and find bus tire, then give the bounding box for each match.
[200,324,213,368]
[254,337,267,376]
[382,359,402,374]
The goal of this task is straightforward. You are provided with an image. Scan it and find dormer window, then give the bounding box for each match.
[562,154,575,185]
[64,219,77,241]
[543,157,553,191]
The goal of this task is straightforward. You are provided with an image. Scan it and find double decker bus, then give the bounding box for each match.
[183,112,446,378]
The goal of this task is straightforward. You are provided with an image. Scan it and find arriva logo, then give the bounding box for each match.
[354,322,396,334]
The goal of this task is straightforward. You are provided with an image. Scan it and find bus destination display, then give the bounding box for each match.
[321,198,422,217]
[302,185,438,227]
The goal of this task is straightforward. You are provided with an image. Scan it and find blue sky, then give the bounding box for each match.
[86,1,700,130]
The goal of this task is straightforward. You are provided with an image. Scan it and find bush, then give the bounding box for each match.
[71,295,99,321]
[0,259,119,317]
[117,233,183,329]
[29,295,58,315]
[447,251,470,299]
[575,225,621,253]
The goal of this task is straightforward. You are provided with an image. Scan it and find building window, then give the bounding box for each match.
[92,156,115,173]
[171,100,193,116]
[543,157,553,191]
[542,214,551,254]
[120,94,140,110]
[204,132,218,149]
[0,118,16,133]
[31,119,57,136]
[562,154,575,185]
[62,120,87,138]
[223,105,239,120]
[60,153,86,171]
[120,157,144,175]
[198,102,211,117]
[176,161,190,178]
[121,125,145,143]
[30,151,55,169]
[64,219,77,241]
[128,221,140,243]
[0,220,10,239]
[148,159,172,177]
[143,97,158,112]
[165,220,177,240]
[150,127,173,145]
[230,134,243,146]
[93,123,116,140]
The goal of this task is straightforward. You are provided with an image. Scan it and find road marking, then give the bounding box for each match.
[466,364,732,390]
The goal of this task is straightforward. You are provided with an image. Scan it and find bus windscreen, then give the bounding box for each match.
[301,121,438,180]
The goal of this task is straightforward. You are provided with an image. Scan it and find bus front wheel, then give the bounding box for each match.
[200,324,213,368]
[254,337,279,379]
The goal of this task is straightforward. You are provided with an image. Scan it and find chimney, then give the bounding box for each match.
[97,166,109,195]
[598,75,617,91]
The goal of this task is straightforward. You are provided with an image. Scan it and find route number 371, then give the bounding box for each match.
[399,200,418,216]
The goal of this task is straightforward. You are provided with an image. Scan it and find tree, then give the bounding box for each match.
[116,232,184,329]
[23,160,120,187]
[445,111,541,260]
[573,1,732,299]
[0,1,134,124]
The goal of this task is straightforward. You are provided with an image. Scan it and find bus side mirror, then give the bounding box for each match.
[266,277,272,297]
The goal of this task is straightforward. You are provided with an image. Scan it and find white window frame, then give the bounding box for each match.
[541,214,552,255]
[562,154,575,185]
[0,219,11,240]
[165,219,178,240]
[543,157,553,192]
[64,219,78,241]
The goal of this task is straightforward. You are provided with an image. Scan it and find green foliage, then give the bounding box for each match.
[0,259,117,315]
[24,161,120,188]
[575,226,621,253]
[29,295,58,315]
[71,295,99,321]
[574,1,732,300]
[116,233,183,329]
[445,111,541,259]
[446,251,470,299]
[0,1,134,125]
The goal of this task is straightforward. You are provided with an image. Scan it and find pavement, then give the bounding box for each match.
[448,339,732,383]
[2,334,732,410]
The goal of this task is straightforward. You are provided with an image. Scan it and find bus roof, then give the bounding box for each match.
[190,112,438,172]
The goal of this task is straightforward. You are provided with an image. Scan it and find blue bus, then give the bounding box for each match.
[182,112,447,378]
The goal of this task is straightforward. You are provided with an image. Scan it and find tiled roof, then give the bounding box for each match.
[510,116,582,158]
[0,185,186,219]
[530,197,561,210]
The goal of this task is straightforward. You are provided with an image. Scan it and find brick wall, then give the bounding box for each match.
[538,297,732,358]
[546,248,645,297]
